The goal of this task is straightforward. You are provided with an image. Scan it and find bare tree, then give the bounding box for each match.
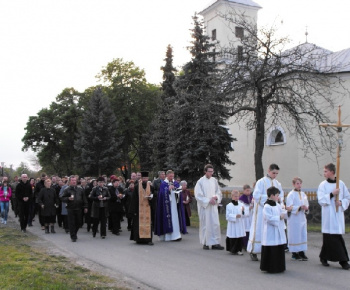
[218,10,349,180]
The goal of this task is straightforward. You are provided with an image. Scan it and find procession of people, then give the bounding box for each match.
[1,161,350,273]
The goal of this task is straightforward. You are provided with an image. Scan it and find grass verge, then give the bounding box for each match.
[0,226,126,290]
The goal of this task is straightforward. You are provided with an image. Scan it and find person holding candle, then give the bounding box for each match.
[60,176,88,242]
[90,176,111,239]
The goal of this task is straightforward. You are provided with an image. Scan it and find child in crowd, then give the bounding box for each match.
[286,177,309,261]
[239,184,253,250]
[226,190,246,255]
[260,186,287,273]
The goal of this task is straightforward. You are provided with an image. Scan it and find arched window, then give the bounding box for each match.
[266,126,286,146]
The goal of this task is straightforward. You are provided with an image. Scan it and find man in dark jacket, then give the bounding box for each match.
[61,176,88,242]
[16,174,33,233]
[34,173,47,229]
[90,177,110,239]
[108,178,124,235]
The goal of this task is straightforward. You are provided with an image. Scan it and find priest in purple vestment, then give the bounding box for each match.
[154,170,187,241]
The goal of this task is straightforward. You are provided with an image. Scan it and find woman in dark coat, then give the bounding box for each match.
[89,177,110,239]
[180,180,192,226]
[85,179,96,232]
[109,179,125,235]
[37,178,59,233]
[123,180,135,231]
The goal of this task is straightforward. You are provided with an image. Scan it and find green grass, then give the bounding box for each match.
[0,227,126,290]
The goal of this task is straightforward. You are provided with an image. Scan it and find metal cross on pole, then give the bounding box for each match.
[319,106,350,212]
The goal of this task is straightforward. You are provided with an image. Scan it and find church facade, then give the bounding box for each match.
[199,0,350,190]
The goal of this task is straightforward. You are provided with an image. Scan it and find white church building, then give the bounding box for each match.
[199,0,350,190]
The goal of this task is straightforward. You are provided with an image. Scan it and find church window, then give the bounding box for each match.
[235,26,244,39]
[212,29,217,41]
[266,126,286,146]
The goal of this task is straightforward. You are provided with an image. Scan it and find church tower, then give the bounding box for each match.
[199,0,261,60]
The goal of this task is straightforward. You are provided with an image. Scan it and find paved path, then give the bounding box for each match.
[7,211,350,290]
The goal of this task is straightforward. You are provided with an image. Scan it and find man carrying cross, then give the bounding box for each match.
[317,163,350,269]
[318,107,350,270]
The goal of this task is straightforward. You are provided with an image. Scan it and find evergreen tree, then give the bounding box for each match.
[75,87,120,176]
[166,14,235,186]
[150,45,177,171]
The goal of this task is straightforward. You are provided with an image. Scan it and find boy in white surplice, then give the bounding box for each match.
[286,177,309,261]
[226,190,246,255]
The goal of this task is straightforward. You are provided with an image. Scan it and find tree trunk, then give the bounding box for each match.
[254,99,266,181]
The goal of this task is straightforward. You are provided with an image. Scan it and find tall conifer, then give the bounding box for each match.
[75,87,120,176]
[150,45,177,171]
[166,15,235,186]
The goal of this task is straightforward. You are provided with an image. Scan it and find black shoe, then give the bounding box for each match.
[203,245,209,250]
[292,252,302,261]
[112,232,120,236]
[320,258,329,267]
[298,252,308,261]
[148,242,154,245]
[250,253,259,261]
[65,229,69,234]
[21,229,26,233]
[174,238,182,241]
[340,262,350,270]
[101,236,106,239]
[71,239,77,242]
[50,226,56,234]
[212,244,224,250]
[93,232,96,238]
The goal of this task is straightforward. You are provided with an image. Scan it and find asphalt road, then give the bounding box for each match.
[8,211,350,290]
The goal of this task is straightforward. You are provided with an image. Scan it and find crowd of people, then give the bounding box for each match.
[0,162,349,273]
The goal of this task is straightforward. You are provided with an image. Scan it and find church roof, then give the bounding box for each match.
[330,48,350,72]
[200,0,262,15]
[282,42,350,74]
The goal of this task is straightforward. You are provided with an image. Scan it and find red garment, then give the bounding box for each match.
[0,186,12,202]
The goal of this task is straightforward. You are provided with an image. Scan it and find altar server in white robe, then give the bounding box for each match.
[317,163,350,270]
[248,163,284,261]
[194,164,224,250]
[226,190,246,255]
[286,177,309,261]
[260,186,287,273]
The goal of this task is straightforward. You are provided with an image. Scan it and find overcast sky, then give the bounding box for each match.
[1,0,349,171]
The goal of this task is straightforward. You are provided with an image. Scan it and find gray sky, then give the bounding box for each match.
[1,0,349,171]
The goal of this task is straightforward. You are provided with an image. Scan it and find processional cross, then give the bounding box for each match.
[319,106,350,212]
